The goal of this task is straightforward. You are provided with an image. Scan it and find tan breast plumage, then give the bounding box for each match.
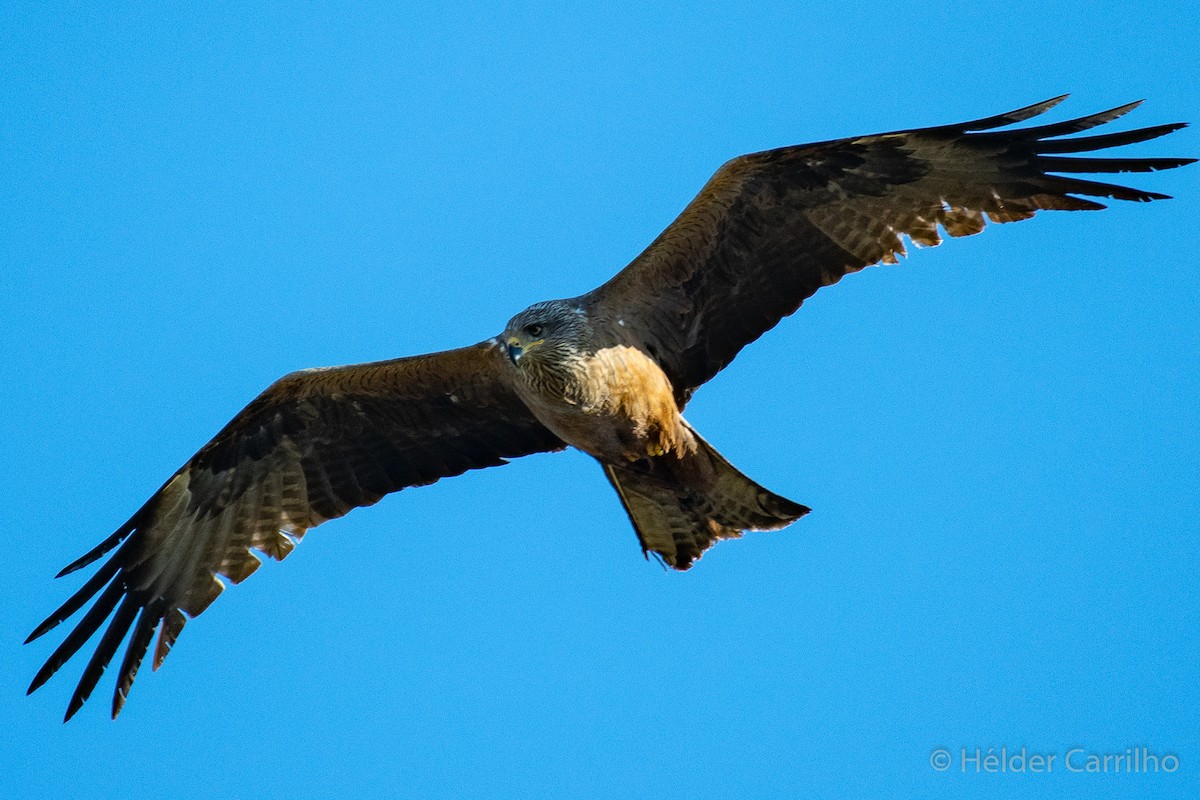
[520,343,685,463]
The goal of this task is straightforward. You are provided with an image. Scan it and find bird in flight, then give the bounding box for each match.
[27,96,1193,721]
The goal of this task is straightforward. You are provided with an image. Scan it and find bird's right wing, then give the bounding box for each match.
[27,340,563,720]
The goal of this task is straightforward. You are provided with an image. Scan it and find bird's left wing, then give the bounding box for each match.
[582,97,1194,404]
[27,340,563,720]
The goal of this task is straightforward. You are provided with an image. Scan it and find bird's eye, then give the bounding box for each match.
[524,323,544,337]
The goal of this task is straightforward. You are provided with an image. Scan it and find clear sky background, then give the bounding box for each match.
[2,3,1197,798]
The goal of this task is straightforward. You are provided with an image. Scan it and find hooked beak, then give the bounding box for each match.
[504,336,523,365]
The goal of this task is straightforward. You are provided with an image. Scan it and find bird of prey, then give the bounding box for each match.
[27,96,1193,721]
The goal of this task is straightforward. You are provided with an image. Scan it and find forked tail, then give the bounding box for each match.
[603,426,808,569]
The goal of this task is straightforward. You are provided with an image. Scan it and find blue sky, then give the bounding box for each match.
[3,3,1197,798]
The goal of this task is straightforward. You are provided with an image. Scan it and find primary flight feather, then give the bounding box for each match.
[27,96,1193,720]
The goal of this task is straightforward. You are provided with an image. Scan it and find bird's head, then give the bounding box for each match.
[500,300,589,385]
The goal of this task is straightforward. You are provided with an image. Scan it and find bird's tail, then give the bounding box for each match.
[602,424,809,569]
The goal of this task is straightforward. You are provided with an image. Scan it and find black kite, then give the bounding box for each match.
[27,96,1194,720]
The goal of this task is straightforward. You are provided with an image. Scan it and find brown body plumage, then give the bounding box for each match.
[501,299,810,567]
[27,96,1193,720]
[502,301,684,462]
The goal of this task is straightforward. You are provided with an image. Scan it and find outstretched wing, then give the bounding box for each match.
[583,97,1194,403]
[27,340,563,720]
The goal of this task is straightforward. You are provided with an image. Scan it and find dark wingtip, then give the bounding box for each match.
[57,545,113,579]
[27,667,52,696]
[26,663,66,706]
[1153,157,1195,171]
[1002,99,1166,142]
[1112,99,1145,116]
[26,604,77,644]
[1017,94,1072,117]
[27,552,128,644]
[57,549,112,579]
[110,604,161,720]
[1075,99,1145,129]
[64,695,84,723]
[1035,122,1192,155]
[55,515,140,578]
[59,595,140,722]
[953,95,1070,132]
[1040,94,1071,112]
